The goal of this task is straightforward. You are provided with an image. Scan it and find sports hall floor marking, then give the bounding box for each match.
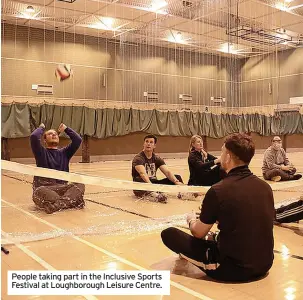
[3,175,303,260]
[1,230,98,300]
[1,198,214,300]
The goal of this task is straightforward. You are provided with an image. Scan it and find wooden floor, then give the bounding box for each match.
[2,152,303,300]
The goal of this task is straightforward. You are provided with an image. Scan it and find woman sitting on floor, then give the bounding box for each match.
[188,135,225,186]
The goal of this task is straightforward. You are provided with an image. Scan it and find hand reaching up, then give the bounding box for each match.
[58,123,67,133]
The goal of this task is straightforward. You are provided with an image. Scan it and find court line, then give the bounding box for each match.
[3,175,303,259]
[1,198,214,300]
[1,230,98,300]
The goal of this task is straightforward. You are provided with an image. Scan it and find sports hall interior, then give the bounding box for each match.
[1,0,303,299]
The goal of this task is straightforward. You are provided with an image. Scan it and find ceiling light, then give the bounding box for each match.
[102,17,114,29]
[91,17,115,30]
[219,43,239,54]
[150,0,168,11]
[166,31,189,44]
[26,5,35,13]
[275,2,289,11]
[175,32,183,43]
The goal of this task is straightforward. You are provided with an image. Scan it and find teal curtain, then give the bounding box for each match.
[2,103,303,138]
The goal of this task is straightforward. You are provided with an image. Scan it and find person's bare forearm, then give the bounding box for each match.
[139,172,152,183]
[166,171,179,184]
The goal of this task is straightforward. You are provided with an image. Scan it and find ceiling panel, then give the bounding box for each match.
[157,16,187,28]
[255,11,303,28]
[49,0,108,14]
[66,25,106,36]
[230,0,279,19]
[174,20,220,34]
[14,0,53,5]
[2,0,303,56]
[285,22,303,33]
[205,28,230,41]
[132,12,157,23]
[98,4,147,20]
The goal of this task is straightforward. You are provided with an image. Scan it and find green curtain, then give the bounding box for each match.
[2,103,303,139]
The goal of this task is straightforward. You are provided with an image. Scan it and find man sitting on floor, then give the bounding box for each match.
[132,134,183,203]
[161,133,275,282]
[262,136,302,182]
[30,123,85,214]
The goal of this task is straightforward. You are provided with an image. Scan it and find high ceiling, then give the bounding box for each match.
[2,0,303,56]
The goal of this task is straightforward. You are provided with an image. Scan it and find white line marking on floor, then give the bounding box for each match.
[2,198,214,300]
[1,230,98,300]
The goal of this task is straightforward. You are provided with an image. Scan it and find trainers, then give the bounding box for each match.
[293,174,302,180]
[271,176,282,182]
[177,192,201,201]
[146,192,167,203]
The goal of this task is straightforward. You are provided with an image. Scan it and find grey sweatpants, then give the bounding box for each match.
[32,183,85,214]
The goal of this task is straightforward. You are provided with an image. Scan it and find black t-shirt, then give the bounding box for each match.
[132,151,165,180]
[200,165,274,273]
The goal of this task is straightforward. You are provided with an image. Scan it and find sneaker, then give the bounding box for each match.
[177,192,201,201]
[293,174,302,180]
[155,193,167,203]
[271,176,282,182]
[145,192,168,203]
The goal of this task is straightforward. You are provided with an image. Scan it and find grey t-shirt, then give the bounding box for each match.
[132,151,165,180]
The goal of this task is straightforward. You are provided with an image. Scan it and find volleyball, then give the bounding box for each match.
[55,64,72,81]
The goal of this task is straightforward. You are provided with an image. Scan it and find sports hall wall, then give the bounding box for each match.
[1,24,236,105]
[1,23,303,159]
[240,49,303,107]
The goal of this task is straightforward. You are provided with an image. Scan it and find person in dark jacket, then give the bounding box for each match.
[30,123,85,214]
[188,135,225,186]
[162,133,275,282]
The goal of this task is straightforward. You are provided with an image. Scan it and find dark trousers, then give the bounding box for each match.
[32,183,85,214]
[263,168,296,181]
[275,199,303,223]
[133,175,183,197]
[189,165,226,186]
[161,227,270,282]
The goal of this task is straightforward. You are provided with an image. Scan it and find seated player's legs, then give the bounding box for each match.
[263,169,292,181]
[264,168,302,181]
[161,227,270,282]
[32,183,85,213]
[161,227,219,272]
[62,183,86,208]
[156,175,183,185]
[32,185,59,207]
[132,176,183,202]
[133,175,183,186]
[288,167,296,175]
[32,185,62,214]
[133,177,152,197]
[275,198,303,223]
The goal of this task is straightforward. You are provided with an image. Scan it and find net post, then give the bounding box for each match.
[1,138,10,161]
[202,135,208,152]
[81,135,90,163]
[282,134,287,152]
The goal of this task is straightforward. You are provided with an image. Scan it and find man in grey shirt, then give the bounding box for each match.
[262,136,302,182]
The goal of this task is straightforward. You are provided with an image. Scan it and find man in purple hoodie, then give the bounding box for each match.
[30,123,85,214]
